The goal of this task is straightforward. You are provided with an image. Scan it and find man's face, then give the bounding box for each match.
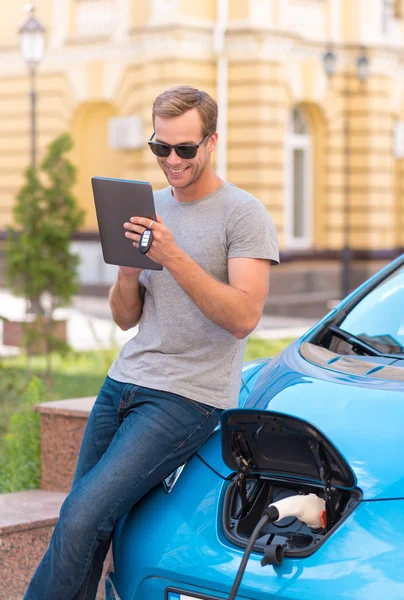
[153,108,217,190]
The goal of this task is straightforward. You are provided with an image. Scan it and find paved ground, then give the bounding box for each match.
[0,288,316,356]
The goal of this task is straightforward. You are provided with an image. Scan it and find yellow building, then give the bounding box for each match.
[0,0,403,314]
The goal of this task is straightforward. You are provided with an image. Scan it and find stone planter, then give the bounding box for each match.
[3,317,68,353]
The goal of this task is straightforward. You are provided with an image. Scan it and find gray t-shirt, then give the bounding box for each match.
[108,181,279,409]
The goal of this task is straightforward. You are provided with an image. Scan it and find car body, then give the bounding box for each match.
[106,254,404,600]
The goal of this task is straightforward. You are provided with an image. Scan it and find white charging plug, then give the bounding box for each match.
[269,493,326,529]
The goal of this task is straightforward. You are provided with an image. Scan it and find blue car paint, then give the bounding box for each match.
[109,254,404,599]
[197,342,404,500]
[110,451,404,600]
[238,358,270,407]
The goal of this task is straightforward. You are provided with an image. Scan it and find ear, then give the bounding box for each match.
[207,132,218,153]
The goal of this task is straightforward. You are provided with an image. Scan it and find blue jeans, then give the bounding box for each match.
[23,376,222,600]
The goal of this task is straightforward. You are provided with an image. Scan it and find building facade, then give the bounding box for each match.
[0,0,403,315]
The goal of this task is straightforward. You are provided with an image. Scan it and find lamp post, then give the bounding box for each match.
[322,46,370,299]
[19,4,46,172]
[19,5,46,315]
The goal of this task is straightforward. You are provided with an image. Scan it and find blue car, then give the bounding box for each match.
[106,254,404,600]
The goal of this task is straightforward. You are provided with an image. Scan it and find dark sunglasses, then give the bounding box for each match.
[148,132,210,159]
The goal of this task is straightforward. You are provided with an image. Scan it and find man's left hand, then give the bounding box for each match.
[123,214,179,267]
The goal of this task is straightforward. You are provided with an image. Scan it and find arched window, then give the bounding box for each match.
[285,106,312,249]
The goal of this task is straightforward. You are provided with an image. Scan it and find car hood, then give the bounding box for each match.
[198,341,404,500]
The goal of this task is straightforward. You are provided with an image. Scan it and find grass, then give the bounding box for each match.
[244,336,295,362]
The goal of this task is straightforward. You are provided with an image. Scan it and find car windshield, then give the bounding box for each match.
[338,264,404,356]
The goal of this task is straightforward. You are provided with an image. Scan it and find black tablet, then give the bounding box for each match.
[92,176,163,271]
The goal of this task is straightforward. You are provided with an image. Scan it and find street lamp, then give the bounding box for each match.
[19,5,46,316]
[19,4,46,171]
[323,49,338,79]
[322,46,370,299]
[356,48,370,83]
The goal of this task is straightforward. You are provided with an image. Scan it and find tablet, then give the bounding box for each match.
[92,176,163,271]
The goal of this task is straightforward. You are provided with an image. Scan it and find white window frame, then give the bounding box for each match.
[382,0,394,33]
[76,0,120,37]
[284,108,313,250]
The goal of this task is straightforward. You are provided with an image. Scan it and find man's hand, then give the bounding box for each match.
[109,266,144,331]
[123,214,179,267]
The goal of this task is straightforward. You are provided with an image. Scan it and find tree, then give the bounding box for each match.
[5,133,85,377]
[5,166,45,314]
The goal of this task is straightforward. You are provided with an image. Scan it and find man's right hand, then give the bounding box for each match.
[110,267,144,330]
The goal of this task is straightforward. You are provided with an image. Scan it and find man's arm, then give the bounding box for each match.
[124,214,270,338]
[166,252,270,339]
[109,267,144,331]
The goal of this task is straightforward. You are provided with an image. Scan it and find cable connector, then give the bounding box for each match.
[262,504,280,523]
[269,493,326,529]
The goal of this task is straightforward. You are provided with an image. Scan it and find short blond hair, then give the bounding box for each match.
[152,86,217,137]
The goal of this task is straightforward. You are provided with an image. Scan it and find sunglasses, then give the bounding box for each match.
[148,133,210,159]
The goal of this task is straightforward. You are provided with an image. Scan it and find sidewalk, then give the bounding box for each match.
[0,289,316,356]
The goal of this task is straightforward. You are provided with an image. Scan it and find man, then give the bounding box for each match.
[24,86,279,599]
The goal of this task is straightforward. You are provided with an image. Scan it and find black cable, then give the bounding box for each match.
[195,453,227,480]
[228,505,279,600]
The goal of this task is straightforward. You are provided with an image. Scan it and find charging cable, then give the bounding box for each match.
[228,494,326,600]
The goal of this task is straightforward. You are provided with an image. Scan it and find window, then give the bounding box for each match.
[339,265,404,355]
[285,107,312,249]
[76,0,119,36]
[382,0,394,33]
[314,263,404,359]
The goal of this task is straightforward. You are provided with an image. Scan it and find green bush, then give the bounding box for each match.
[0,376,44,493]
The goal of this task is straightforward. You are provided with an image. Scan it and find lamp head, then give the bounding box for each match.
[19,4,46,65]
[322,49,337,79]
[356,48,370,82]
